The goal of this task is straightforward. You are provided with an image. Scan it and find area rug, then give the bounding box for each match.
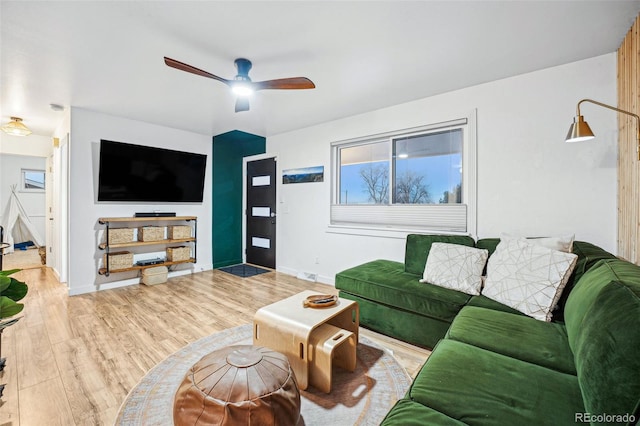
[115,324,411,425]
[218,263,272,278]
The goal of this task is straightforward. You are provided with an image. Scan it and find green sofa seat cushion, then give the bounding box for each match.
[446,306,576,375]
[335,259,471,322]
[409,339,585,425]
[381,398,468,425]
[404,234,476,276]
[564,259,640,420]
[339,292,451,349]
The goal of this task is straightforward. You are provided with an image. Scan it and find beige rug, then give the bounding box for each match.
[115,324,411,425]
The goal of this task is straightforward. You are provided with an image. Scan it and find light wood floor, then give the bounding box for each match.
[0,267,431,426]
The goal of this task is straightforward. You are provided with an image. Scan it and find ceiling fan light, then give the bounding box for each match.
[565,115,595,143]
[232,83,253,97]
[1,117,32,136]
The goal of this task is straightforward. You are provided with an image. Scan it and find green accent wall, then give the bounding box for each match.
[212,130,266,268]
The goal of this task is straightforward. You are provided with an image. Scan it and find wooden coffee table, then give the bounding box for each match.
[253,290,359,392]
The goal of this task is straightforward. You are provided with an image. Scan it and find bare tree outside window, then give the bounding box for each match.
[359,163,389,204]
[394,170,432,204]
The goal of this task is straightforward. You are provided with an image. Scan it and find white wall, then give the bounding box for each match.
[0,133,53,157]
[268,53,618,284]
[68,108,213,295]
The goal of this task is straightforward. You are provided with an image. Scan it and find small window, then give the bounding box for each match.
[22,169,45,191]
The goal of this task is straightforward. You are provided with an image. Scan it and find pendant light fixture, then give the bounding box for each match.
[1,117,32,137]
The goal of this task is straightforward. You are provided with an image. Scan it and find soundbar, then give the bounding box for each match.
[135,212,177,218]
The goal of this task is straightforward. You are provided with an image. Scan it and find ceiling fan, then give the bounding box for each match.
[164,56,315,112]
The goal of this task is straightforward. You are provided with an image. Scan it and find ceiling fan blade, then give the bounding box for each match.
[164,57,231,85]
[253,77,315,91]
[235,97,250,113]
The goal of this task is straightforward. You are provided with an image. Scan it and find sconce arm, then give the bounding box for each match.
[577,99,640,160]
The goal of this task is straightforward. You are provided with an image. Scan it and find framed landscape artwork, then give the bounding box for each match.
[282,166,324,184]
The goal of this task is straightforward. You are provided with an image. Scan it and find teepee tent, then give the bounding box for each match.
[0,185,44,255]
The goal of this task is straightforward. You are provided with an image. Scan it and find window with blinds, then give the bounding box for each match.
[330,113,476,235]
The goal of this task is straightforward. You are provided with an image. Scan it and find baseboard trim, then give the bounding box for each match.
[276,265,335,286]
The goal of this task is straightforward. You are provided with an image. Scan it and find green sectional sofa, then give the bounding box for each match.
[335,234,640,425]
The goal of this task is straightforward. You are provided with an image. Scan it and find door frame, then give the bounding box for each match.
[242,153,278,266]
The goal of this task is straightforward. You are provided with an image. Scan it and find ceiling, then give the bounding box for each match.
[2,1,640,139]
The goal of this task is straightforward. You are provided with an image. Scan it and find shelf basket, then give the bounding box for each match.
[166,246,191,262]
[138,226,165,242]
[142,266,168,286]
[107,228,134,244]
[168,225,191,239]
[104,251,134,270]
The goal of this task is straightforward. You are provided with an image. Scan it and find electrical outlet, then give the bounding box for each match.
[315,257,319,264]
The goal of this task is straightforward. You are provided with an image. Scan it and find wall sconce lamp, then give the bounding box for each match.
[566,99,640,160]
[1,117,32,137]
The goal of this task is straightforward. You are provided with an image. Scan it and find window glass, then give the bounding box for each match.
[339,141,390,204]
[393,129,462,204]
[23,169,45,191]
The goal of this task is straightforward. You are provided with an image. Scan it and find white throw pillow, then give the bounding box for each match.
[500,233,575,253]
[420,243,489,295]
[483,238,578,321]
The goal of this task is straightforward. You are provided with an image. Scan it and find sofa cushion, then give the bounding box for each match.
[339,292,451,349]
[465,294,525,316]
[475,237,500,256]
[564,259,640,419]
[482,238,577,321]
[404,234,476,276]
[381,398,467,426]
[335,259,471,323]
[552,241,618,321]
[409,339,585,425]
[420,243,488,295]
[446,306,576,375]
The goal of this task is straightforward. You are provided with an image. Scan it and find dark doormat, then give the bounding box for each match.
[218,264,272,278]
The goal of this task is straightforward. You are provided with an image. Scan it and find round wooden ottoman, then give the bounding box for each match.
[173,345,301,425]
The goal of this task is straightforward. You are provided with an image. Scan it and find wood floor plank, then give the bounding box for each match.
[15,323,58,390]
[0,267,431,425]
[19,377,75,426]
[51,338,119,425]
[0,323,20,425]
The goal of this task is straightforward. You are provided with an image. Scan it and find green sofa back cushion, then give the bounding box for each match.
[404,234,476,276]
[475,238,500,256]
[564,259,640,419]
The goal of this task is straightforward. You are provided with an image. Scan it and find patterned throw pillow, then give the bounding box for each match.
[483,238,578,321]
[420,243,489,295]
[500,233,575,253]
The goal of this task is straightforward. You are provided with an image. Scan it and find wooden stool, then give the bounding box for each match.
[308,324,356,393]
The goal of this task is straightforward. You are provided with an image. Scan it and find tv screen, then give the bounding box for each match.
[97,139,207,202]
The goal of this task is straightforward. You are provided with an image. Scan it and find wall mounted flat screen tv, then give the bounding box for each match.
[97,139,207,202]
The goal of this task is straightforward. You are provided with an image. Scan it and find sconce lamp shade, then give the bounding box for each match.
[1,117,32,136]
[565,115,595,143]
[566,99,640,160]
